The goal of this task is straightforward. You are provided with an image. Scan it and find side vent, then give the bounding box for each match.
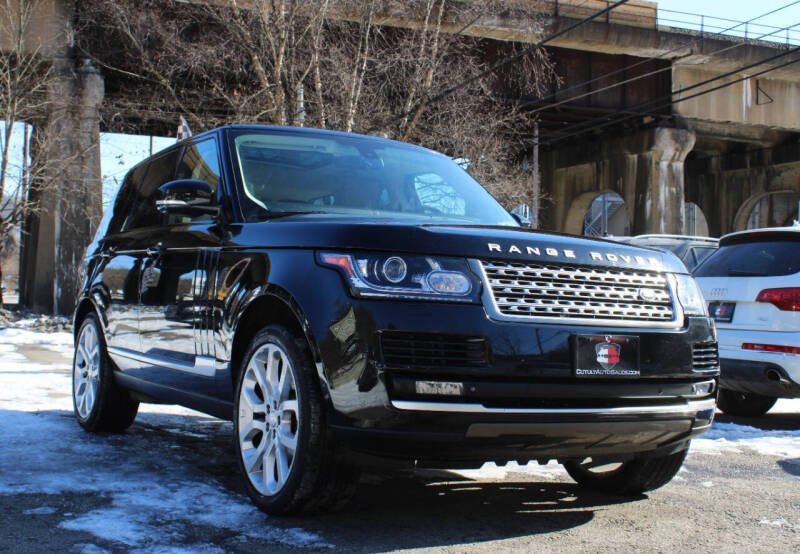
[692,342,719,370]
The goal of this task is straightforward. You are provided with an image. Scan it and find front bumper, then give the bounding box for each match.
[294,266,719,464]
[332,398,715,467]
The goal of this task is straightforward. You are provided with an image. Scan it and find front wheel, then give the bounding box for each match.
[717,389,777,417]
[233,325,358,515]
[563,447,688,496]
[72,313,139,432]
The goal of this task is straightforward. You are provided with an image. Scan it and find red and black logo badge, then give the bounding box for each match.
[595,341,621,370]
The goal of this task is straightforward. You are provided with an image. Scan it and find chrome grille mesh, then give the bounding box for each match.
[479,260,675,324]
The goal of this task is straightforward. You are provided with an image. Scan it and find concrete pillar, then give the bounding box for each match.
[19,56,104,314]
[630,127,696,235]
[541,126,695,236]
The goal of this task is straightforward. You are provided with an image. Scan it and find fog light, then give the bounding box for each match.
[427,271,471,294]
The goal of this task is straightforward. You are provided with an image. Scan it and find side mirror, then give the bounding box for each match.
[156,179,218,217]
[510,204,532,227]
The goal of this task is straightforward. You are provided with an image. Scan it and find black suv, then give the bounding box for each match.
[73,125,718,515]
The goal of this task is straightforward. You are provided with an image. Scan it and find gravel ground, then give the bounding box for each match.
[0,328,798,553]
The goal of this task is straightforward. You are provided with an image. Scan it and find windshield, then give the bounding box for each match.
[230,129,516,226]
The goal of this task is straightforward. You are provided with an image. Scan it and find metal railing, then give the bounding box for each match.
[541,1,800,46]
[656,8,800,45]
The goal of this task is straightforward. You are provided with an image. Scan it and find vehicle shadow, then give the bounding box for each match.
[37,410,646,551]
[776,458,800,478]
[296,474,640,551]
[128,411,644,550]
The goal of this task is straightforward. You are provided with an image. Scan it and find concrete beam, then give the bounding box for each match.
[184,0,799,79]
[673,66,800,133]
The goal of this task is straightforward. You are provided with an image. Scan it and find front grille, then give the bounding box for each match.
[379,331,489,368]
[693,342,719,370]
[479,259,676,325]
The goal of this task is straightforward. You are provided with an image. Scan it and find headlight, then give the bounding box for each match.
[317,252,479,302]
[672,273,708,316]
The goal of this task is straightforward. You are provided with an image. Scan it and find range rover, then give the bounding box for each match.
[72,125,718,515]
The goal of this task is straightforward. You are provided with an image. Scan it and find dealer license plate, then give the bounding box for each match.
[573,335,640,378]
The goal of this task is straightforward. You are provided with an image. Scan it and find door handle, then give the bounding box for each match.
[100,246,117,259]
[146,244,164,257]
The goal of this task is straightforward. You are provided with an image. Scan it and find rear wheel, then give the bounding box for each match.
[233,325,359,515]
[72,313,139,432]
[563,447,688,495]
[717,388,777,417]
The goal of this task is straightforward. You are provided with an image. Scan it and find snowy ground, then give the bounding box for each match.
[1,326,799,552]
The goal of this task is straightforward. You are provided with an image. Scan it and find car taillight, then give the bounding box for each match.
[742,343,800,355]
[755,287,800,311]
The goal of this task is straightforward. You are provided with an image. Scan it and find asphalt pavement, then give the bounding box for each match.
[0,330,798,553]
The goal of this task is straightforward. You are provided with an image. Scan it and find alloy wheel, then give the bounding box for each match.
[73,323,101,419]
[238,342,300,496]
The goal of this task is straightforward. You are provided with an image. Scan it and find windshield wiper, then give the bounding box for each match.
[258,210,329,221]
[727,269,768,276]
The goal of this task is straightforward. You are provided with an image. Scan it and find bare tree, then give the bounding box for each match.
[0,0,54,305]
[76,0,555,212]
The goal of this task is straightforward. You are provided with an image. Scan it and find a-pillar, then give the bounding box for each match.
[19,57,104,314]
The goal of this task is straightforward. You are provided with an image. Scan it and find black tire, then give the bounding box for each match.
[233,325,359,515]
[563,446,688,496]
[717,388,777,417]
[72,313,139,432]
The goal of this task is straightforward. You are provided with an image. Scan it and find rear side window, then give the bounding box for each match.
[695,239,800,277]
[126,149,181,230]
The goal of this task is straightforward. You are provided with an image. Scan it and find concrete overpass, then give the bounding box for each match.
[3,0,800,313]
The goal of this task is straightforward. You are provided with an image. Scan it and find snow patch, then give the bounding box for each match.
[691,420,800,458]
[0,334,330,550]
[452,460,567,481]
[758,518,800,530]
[0,327,73,346]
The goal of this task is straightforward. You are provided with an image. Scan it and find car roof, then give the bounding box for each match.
[628,234,719,244]
[719,225,800,246]
[204,124,444,156]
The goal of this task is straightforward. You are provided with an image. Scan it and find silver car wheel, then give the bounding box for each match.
[73,323,101,419]
[238,342,300,496]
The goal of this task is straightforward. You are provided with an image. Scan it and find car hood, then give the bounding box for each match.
[227,215,686,274]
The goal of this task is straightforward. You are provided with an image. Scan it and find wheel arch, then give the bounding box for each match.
[73,295,107,346]
[229,286,326,395]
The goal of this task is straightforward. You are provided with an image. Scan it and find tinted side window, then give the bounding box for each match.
[176,139,220,189]
[105,164,148,236]
[171,139,221,224]
[695,240,800,277]
[127,149,181,230]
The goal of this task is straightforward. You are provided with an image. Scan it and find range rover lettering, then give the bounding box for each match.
[72,125,719,515]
